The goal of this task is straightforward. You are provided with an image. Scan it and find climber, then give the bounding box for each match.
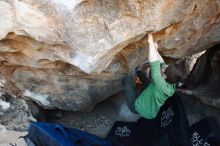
[123,33,181,119]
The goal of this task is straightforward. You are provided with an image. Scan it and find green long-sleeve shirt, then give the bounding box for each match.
[135,61,176,119]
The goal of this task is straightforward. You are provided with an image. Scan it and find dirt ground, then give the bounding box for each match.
[52,99,119,138]
[51,92,140,138]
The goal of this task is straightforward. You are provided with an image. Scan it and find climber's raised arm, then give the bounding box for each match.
[148,33,166,87]
[154,42,165,64]
[148,33,162,63]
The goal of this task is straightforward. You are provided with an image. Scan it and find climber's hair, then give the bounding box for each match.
[164,63,181,84]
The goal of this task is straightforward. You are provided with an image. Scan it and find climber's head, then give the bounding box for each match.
[163,63,181,84]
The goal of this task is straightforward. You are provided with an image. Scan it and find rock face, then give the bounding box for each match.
[177,45,220,123]
[0,0,220,110]
[0,64,123,111]
[181,45,220,110]
[0,93,36,131]
[0,124,28,146]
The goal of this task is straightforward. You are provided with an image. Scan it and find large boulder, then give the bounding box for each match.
[0,0,220,110]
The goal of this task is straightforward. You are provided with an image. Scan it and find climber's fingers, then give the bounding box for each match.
[148,33,154,44]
